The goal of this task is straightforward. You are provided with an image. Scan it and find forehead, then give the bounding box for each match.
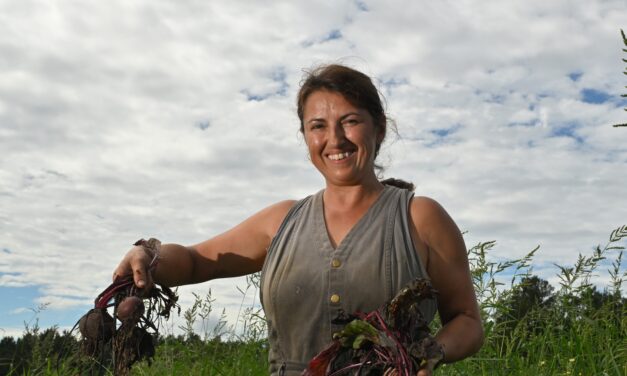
[303,90,365,118]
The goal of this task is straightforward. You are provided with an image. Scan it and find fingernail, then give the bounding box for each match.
[137,280,145,288]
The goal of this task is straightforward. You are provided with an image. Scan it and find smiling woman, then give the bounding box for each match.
[302,90,382,192]
[113,64,483,376]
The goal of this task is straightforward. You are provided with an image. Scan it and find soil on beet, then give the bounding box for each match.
[75,275,178,375]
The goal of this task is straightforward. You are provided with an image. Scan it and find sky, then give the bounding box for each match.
[1,0,626,339]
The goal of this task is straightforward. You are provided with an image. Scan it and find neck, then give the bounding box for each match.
[323,178,385,208]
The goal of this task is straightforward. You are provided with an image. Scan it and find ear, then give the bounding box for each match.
[376,124,386,145]
[374,125,385,156]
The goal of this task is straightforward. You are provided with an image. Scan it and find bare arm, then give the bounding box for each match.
[409,197,484,365]
[113,200,296,288]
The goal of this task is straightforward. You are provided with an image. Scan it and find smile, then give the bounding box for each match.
[327,151,354,161]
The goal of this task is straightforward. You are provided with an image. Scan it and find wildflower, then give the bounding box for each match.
[569,358,575,363]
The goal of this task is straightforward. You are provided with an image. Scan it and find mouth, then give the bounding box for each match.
[327,151,355,161]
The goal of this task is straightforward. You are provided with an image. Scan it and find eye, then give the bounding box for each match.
[309,122,324,131]
[342,118,361,126]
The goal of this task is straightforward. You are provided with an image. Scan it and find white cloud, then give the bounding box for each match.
[10,307,31,315]
[33,295,93,311]
[0,0,626,334]
[0,327,29,339]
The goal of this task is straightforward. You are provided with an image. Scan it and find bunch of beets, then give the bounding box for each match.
[76,239,178,375]
[302,278,443,376]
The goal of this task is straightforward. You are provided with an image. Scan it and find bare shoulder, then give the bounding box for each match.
[258,199,298,237]
[194,199,296,252]
[409,196,464,261]
[410,195,445,217]
[409,196,455,232]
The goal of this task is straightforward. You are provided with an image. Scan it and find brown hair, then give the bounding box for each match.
[297,64,387,155]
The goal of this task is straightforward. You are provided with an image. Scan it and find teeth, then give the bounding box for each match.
[329,152,352,161]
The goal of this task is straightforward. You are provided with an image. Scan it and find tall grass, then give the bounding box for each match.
[439,225,627,375]
[131,273,268,376]
[2,226,625,375]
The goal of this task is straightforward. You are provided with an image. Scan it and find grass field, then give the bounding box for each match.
[1,226,625,375]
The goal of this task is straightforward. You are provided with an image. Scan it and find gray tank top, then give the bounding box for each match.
[260,185,436,375]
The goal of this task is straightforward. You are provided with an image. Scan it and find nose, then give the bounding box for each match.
[328,122,347,147]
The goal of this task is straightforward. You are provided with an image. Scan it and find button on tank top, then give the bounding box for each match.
[260,185,436,375]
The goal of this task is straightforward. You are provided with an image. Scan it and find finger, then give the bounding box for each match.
[112,270,122,282]
[417,370,430,376]
[132,260,153,289]
[112,246,153,287]
[112,260,133,282]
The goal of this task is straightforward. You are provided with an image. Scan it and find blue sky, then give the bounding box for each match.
[1,0,626,338]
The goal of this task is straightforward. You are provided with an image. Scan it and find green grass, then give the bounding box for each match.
[2,225,626,375]
[132,338,268,376]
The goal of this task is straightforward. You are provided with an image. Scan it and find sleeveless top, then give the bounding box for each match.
[260,185,437,375]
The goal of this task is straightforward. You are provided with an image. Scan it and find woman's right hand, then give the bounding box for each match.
[112,244,155,289]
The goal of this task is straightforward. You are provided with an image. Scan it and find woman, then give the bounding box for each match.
[113,64,484,375]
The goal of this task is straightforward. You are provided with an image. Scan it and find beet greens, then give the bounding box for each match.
[303,278,443,375]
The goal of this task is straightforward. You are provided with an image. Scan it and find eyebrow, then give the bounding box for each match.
[306,112,361,124]
[339,112,361,122]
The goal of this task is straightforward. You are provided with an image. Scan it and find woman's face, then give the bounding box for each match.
[302,90,383,187]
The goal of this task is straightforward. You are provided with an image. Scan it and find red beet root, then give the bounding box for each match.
[79,308,115,341]
[117,296,144,322]
[77,265,179,375]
